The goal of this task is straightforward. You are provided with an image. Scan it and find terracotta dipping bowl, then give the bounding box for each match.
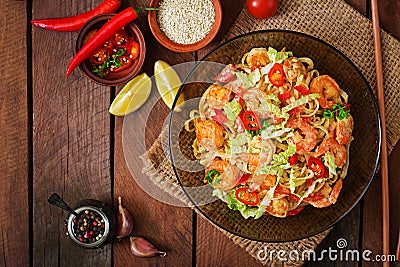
[76,14,146,86]
[148,0,222,52]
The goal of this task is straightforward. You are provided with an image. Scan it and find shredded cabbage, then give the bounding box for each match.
[267,47,293,63]
[212,189,265,219]
[235,68,261,87]
[224,101,242,121]
[325,152,337,178]
[259,100,289,120]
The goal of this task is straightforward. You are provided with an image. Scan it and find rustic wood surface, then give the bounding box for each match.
[1,0,399,266]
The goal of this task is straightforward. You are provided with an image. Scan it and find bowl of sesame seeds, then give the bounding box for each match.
[148,0,222,52]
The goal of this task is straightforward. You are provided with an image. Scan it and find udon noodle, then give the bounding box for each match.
[185,47,353,218]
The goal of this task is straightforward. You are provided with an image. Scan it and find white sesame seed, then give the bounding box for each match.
[157,0,215,45]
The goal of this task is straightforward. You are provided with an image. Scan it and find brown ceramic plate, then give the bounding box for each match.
[148,0,222,52]
[76,14,146,86]
[168,30,381,242]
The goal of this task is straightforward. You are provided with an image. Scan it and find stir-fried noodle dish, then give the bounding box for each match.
[185,47,354,219]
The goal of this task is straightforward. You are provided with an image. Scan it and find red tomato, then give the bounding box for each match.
[246,0,278,20]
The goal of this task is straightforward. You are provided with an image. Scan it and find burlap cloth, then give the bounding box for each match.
[141,0,400,265]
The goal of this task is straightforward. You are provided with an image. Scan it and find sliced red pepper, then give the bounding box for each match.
[90,47,111,64]
[239,111,261,131]
[308,156,326,178]
[128,39,140,60]
[215,64,236,84]
[286,206,304,216]
[114,29,130,49]
[211,109,228,125]
[268,63,285,87]
[236,173,251,186]
[278,91,291,101]
[110,55,132,72]
[294,85,311,95]
[289,154,298,166]
[235,188,259,206]
[344,103,351,110]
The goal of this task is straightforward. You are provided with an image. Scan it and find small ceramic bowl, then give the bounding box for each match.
[148,0,222,52]
[76,14,146,86]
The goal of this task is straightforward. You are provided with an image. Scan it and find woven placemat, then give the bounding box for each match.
[141,1,400,266]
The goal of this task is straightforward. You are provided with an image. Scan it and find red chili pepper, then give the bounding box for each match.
[268,63,285,87]
[66,7,138,77]
[294,85,311,95]
[215,64,236,84]
[31,0,121,32]
[235,188,259,206]
[236,173,251,186]
[128,40,140,60]
[307,156,326,178]
[278,91,291,101]
[286,206,304,216]
[114,29,130,49]
[110,55,132,72]
[289,154,298,166]
[344,103,351,110]
[90,47,111,64]
[239,111,261,131]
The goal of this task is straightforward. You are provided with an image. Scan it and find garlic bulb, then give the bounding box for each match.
[116,196,134,240]
[130,236,167,257]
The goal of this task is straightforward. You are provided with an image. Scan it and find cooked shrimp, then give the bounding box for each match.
[308,179,343,208]
[205,158,242,191]
[205,158,230,174]
[314,138,346,167]
[243,47,269,69]
[310,75,342,109]
[336,114,353,145]
[194,118,225,149]
[286,118,317,154]
[206,84,233,110]
[283,57,307,83]
[249,174,276,191]
[266,198,289,217]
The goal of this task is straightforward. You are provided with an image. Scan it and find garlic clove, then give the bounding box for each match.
[130,236,167,258]
[116,196,134,240]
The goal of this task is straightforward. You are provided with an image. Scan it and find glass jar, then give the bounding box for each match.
[66,199,116,249]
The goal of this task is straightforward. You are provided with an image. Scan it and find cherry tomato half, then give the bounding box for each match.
[246,0,279,20]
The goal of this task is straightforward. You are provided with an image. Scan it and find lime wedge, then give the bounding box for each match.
[154,60,185,112]
[109,73,152,116]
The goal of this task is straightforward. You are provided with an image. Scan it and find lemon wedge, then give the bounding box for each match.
[154,60,185,112]
[109,73,152,116]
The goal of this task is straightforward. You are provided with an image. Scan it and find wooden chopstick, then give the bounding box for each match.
[370,0,390,265]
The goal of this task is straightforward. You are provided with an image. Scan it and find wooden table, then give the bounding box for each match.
[1,0,399,266]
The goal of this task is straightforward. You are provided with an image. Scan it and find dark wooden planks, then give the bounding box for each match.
[32,0,112,266]
[112,1,194,266]
[0,0,29,266]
